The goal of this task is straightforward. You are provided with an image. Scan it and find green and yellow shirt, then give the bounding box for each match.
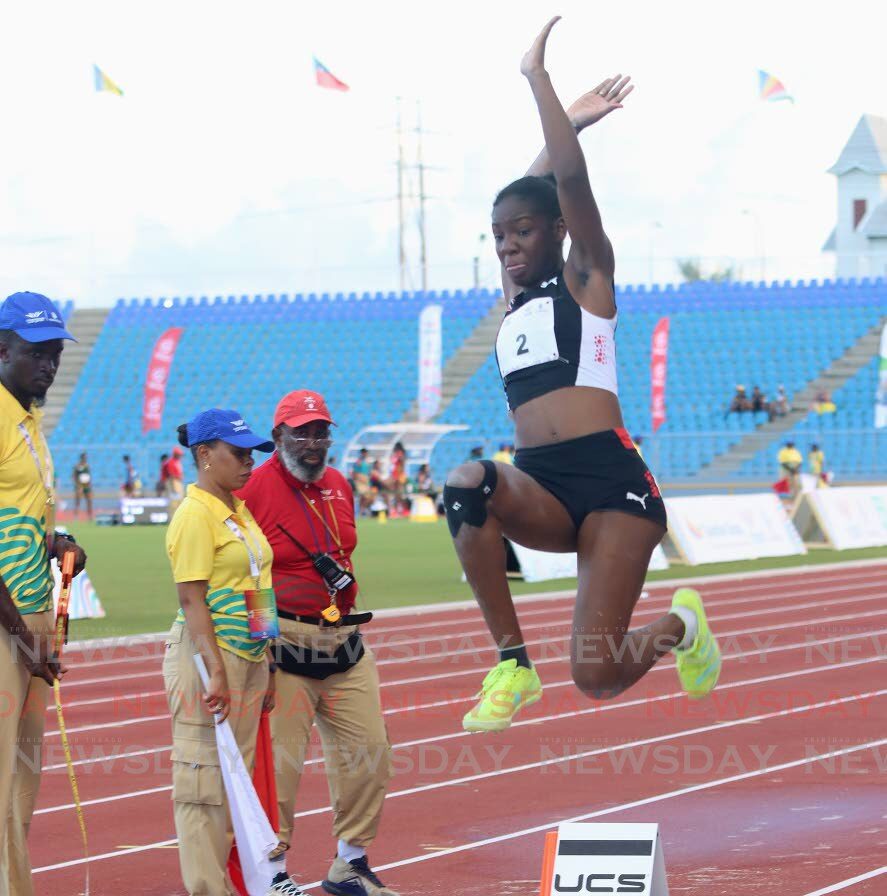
[166,484,274,661]
[0,382,54,615]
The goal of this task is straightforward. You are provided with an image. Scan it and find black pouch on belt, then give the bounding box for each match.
[273,631,365,681]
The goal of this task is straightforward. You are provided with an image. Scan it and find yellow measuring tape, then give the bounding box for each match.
[54,550,90,895]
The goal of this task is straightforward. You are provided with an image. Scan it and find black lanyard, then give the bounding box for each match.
[292,488,333,554]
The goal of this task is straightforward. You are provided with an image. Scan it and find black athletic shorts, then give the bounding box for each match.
[513,428,668,531]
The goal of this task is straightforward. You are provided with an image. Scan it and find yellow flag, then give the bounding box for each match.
[93,64,123,96]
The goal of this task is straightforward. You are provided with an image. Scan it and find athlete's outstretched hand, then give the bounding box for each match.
[520,16,561,78]
[568,76,635,130]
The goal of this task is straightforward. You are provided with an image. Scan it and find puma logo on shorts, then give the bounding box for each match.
[626,491,649,510]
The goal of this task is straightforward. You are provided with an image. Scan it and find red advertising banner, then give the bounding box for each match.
[650,317,670,433]
[141,327,184,434]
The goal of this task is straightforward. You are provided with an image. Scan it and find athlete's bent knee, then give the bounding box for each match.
[443,460,498,537]
[445,461,485,490]
[571,661,627,701]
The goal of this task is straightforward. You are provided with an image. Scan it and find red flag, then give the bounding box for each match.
[313,57,349,92]
[228,713,279,895]
[141,327,183,435]
[650,317,670,433]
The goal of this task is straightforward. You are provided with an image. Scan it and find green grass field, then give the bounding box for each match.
[67,518,886,641]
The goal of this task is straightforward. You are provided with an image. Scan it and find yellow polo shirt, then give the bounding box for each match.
[777,446,803,471]
[0,381,54,615]
[166,483,274,661]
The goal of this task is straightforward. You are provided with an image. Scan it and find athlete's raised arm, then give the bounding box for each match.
[525,76,633,179]
[497,76,632,302]
[522,17,619,316]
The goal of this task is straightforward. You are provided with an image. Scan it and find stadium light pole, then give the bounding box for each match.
[742,209,765,282]
[473,233,486,289]
[416,99,428,293]
[396,97,406,293]
[648,221,662,285]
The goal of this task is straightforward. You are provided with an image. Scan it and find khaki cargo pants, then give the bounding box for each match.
[162,623,269,896]
[272,618,392,851]
[0,610,53,896]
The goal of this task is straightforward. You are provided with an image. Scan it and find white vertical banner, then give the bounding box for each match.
[418,304,443,422]
[875,321,887,429]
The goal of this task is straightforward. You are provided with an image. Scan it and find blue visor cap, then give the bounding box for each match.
[0,292,76,343]
[186,408,274,452]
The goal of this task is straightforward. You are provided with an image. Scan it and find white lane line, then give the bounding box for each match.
[43,597,887,738]
[48,580,887,700]
[59,565,887,675]
[37,643,885,811]
[294,737,887,891]
[800,866,887,895]
[34,733,887,876]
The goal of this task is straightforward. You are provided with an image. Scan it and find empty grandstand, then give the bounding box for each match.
[48,279,885,493]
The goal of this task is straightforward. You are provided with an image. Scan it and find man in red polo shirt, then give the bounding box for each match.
[239,390,398,896]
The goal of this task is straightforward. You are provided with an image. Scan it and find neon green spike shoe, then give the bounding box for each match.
[462,658,543,732]
[672,588,721,699]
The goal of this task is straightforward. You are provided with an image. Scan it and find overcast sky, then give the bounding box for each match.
[1,0,884,306]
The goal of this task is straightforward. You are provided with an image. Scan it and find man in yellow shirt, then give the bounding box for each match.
[0,291,86,895]
[777,440,803,496]
[491,442,514,465]
[808,443,828,486]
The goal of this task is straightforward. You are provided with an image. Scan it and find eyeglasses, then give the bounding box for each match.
[288,437,334,448]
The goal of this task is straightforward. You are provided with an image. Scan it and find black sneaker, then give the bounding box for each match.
[321,856,400,895]
[267,870,306,895]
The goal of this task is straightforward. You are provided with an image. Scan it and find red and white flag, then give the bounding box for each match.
[313,57,349,91]
[141,327,183,434]
[650,317,670,433]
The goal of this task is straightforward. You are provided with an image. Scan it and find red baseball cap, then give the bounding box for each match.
[274,390,335,429]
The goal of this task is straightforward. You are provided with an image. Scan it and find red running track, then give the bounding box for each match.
[27,562,887,895]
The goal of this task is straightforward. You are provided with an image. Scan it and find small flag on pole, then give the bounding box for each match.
[94,64,124,96]
[758,70,793,104]
[313,57,349,92]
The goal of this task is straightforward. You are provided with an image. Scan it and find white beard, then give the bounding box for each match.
[279,444,326,483]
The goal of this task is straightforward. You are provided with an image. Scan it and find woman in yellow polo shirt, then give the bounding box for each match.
[163,408,290,896]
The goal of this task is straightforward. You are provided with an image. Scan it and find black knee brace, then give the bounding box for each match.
[443,460,498,537]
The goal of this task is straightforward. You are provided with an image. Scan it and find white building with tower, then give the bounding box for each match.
[822,114,887,278]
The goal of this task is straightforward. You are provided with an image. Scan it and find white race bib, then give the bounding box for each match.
[496,297,559,378]
[78,473,91,484]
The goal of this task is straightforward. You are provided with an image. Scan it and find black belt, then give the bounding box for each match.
[278,609,374,627]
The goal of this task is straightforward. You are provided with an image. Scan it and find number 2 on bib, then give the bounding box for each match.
[495,296,559,377]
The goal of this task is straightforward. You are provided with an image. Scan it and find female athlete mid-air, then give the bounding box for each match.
[444,17,721,732]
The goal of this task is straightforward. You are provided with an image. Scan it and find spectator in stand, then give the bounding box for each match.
[467,445,484,462]
[631,435,644,458]
[769,385,789,421]
[808,443,828,486]
[156,453,170,497]
[369,459,388,514]
[812,389,837,415]
[777,440,803,496]
[415,463,436,498]
[492,443,514,465]
[351,448,373,516]
[725,385,750,417]
[387,441,408,516]
[750,386,769,416]
[165,446,186,511]
[72,451,93,520]
[122,454,142,497]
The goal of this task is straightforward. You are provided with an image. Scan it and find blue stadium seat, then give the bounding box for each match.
[49,279,884,487]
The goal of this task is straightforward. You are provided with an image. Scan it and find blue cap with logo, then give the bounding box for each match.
[0,292,76,343]
[185,408,274,452]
